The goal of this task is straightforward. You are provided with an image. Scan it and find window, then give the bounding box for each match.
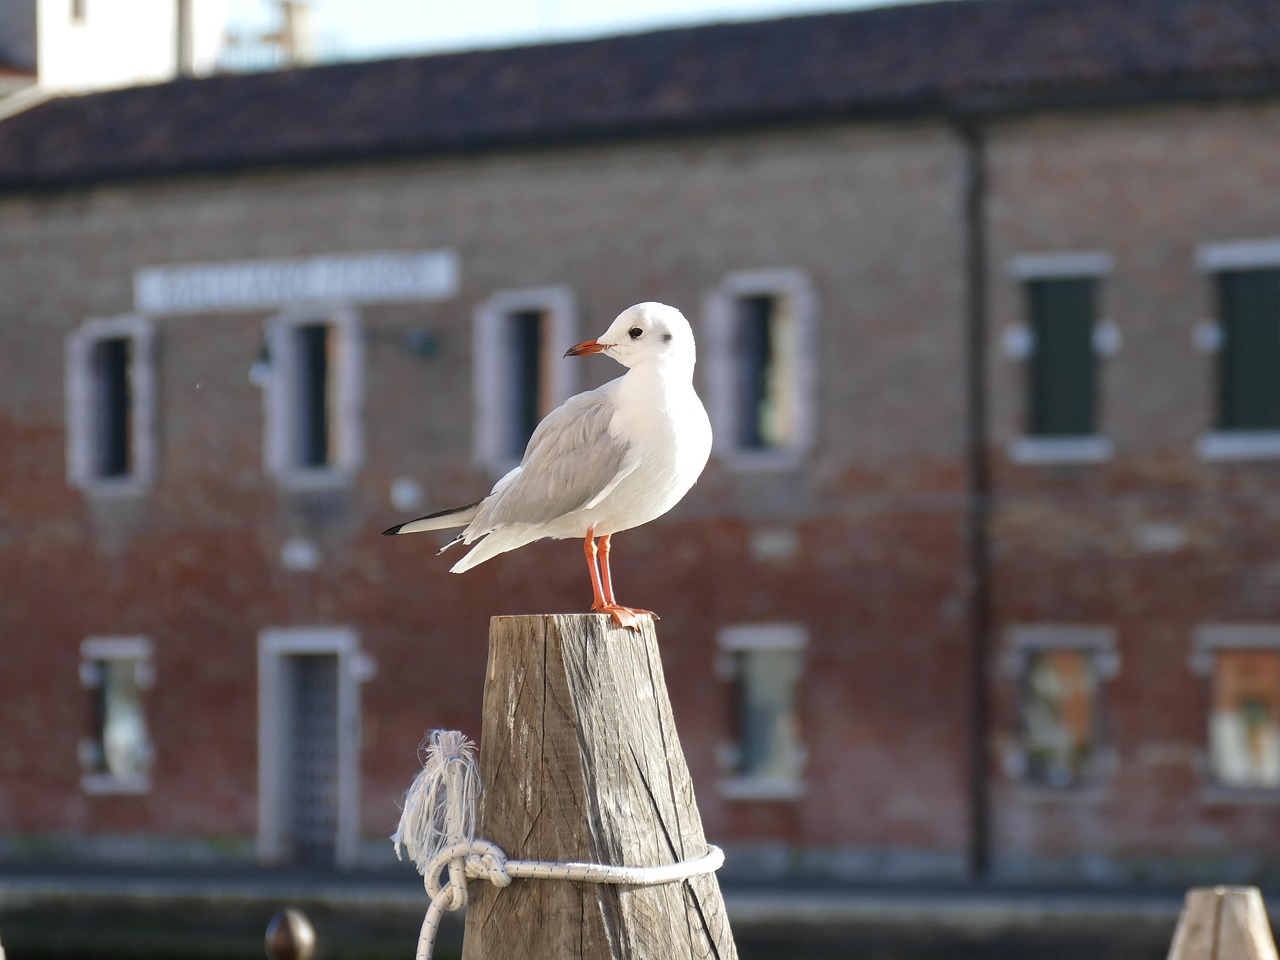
[474,288,578,474]
[1004,626,1118,790]
[1215,270,1280,433]
[258,627,373,867]
[507,309,546,453]
[1194,626,1280,792]
[79,637,153,794]
[716,624,806,800]
[65,315,156,493]
[1006,253,1115,464]
[1028,278,1096,436]
[1215,270,1280,432]
[1209,650,1280,790]
[1196,241,1280,460]
[706,270,816,467]
[263,308,363,486]
[1020,649,1103,788]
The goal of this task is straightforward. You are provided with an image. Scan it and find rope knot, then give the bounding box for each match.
[466,841,512,888]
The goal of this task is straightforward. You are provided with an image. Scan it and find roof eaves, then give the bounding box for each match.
[0,91,953,194]
[946,65,1280,118]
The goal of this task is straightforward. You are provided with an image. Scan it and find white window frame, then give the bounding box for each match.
[473,286,578,476]
[704,269,817,470]
[715,623,807,801]
[1001,625,1119,793]
[65,314,157,495]
[79,636,155,795]
[1005,253,1116,465]
[1194,240,1280,462]
[262,306,364,488]
[1191,624,1280,802]
[257,626,373,867]
[1008,252,1116,282]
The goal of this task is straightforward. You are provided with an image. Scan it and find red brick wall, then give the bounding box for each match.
[985,101,1280,877]
[3,98,1278,881]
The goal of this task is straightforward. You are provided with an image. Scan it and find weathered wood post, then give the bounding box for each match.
[1166,887,1279,960]
[461,614,737,959]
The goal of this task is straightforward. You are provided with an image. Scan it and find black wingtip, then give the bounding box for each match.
[382,524,403,536]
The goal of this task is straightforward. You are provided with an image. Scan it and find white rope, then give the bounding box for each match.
[394,730,725,960]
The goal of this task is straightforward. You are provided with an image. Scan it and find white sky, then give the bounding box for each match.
[224,0,916,60]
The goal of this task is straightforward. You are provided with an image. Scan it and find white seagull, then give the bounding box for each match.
[383,302,713,629]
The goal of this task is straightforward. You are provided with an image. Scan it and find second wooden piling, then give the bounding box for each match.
[1167,886,1279,960]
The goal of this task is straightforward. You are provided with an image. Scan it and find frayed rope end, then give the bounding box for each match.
[391,729,480,875]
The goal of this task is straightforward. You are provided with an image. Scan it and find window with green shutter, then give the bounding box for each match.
[1216,269,1280,431]
[1026,277,1097,437]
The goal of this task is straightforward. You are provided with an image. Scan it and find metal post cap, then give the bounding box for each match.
[265,908,316,960]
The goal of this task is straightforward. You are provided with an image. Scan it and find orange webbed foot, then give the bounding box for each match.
[591,603,660,630]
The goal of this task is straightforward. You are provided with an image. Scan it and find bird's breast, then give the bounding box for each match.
[587,378,711,535]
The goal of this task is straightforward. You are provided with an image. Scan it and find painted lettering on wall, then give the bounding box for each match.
[134,250,460,314]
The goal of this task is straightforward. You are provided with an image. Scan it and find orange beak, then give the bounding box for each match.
[564,339,609,357]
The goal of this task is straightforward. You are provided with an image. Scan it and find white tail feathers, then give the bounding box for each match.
[446,525,542,574]
[384,501,480,536]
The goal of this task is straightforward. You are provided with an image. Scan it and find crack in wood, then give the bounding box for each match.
[629,742,679,862]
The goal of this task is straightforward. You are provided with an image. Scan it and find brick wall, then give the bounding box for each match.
[2,95,1278,881]
[985,100,1280,880]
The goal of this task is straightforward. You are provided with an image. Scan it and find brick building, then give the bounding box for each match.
[1,0,1279,885]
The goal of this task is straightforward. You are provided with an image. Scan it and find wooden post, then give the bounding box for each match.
[461,614,737,960]
[1166,887,1279,960]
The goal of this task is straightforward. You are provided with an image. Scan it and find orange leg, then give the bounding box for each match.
[584,530,608,611]
[585,533,657,630]
[598,534,618,606]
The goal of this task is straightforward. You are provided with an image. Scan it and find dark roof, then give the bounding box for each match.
[3,0,1280,189]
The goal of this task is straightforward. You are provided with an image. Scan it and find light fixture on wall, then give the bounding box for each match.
[390,477,424,512]
[249,341,272,386]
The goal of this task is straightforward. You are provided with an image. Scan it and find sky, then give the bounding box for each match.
[223,0,915,61]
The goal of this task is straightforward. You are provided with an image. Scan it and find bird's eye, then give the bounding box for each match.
[628,326,643,339]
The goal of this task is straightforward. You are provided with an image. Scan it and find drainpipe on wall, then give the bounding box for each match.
[175,0,194,76]
[956,117,993,881]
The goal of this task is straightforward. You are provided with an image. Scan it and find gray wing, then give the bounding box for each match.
[472,383,633,531]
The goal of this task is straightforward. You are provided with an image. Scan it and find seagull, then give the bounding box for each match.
[383,302,713,629]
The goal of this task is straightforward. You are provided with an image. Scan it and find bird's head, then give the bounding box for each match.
[564,302,696,371]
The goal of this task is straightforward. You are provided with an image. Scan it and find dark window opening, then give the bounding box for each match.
[294,324,333,468]
[1026,277,1097,437]
[507,310,545,459]
[736,295,777,450]
[90,337,132,478]
[1217,269,1280,431]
